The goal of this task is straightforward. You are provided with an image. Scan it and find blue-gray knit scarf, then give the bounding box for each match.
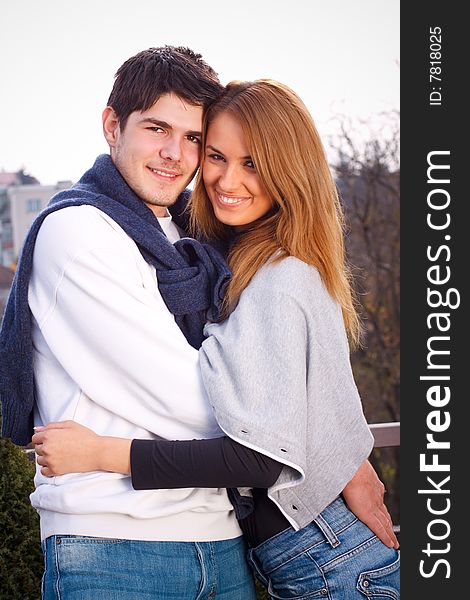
[0,154,231,446]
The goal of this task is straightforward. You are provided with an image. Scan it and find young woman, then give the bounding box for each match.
[34,80,400,599]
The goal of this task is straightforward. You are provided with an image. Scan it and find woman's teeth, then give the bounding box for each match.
[218,193,247,205]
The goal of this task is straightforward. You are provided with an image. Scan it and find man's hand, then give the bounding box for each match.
[342,459,399,549]
[32,421,101,477]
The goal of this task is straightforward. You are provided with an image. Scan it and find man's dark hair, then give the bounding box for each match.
[107,46,222,130]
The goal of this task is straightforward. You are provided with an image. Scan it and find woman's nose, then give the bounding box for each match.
[218,164,240,191]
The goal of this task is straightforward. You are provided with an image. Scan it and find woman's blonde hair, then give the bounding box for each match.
[190,79,361,346]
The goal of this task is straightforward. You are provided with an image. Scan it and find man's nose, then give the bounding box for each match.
[159,136,181,162]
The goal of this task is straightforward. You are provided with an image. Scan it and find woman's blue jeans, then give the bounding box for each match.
[247,496,400,599]
[41,535,256,599]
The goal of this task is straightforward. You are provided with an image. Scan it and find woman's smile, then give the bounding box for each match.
[215,191,252,207]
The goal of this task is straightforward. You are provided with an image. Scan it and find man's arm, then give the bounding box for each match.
[342,459,399,548]
[30,206,221,439]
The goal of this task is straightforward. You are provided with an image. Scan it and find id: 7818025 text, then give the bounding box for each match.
[429,26,442,106]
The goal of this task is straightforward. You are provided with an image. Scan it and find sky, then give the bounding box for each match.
[0,0,399,185]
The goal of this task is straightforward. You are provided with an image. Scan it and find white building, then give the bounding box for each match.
[0,179,72,268]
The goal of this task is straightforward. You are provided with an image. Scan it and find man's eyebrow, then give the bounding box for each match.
[140,118,201,137]
[140,118,171,128]
[187,130,202,138]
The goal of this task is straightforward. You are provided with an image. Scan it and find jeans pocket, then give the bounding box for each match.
[265,551,328,599]
[357,551,400,599]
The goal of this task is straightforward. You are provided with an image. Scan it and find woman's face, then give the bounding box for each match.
[202,112,273,228]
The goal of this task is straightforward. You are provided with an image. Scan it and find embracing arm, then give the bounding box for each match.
[32,421,283,487]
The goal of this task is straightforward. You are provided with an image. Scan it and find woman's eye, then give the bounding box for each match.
[208,153,224,161]
[245,160,255,169]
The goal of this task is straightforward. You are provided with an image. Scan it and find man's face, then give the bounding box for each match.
[103,93,203,217]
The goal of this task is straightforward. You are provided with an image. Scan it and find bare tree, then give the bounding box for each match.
[330,112,400,523]
[331,112,400,422]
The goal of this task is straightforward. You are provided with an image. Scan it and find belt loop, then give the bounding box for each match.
[313,513,340,548]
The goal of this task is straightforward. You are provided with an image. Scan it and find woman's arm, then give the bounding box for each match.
[32,421,283,487]
[131,436,282,489]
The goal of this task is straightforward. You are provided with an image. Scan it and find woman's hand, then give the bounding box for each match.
[32,421,103,476]
[32,421,132,477]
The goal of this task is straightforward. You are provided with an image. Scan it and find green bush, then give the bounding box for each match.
[255,578,270,599]
[0,438,42,600]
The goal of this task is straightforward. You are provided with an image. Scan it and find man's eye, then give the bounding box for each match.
[187,135,201,144]
[148,127,164,133]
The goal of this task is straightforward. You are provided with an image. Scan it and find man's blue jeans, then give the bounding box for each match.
[41,535,256,599]
[247,496,400,599]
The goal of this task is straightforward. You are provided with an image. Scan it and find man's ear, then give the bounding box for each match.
[102,106,120,147]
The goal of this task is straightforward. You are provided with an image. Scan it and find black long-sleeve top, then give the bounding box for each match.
[131,437,291,547]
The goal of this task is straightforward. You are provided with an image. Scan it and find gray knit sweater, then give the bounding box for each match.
[200,256,374,530]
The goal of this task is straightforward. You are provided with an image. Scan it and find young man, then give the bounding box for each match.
[1,46,396,598]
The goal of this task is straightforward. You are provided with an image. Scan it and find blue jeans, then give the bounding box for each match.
[41,535,256,599]
[247,496,400,599]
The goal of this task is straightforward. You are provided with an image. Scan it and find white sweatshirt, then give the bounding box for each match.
[28,205,241,542]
